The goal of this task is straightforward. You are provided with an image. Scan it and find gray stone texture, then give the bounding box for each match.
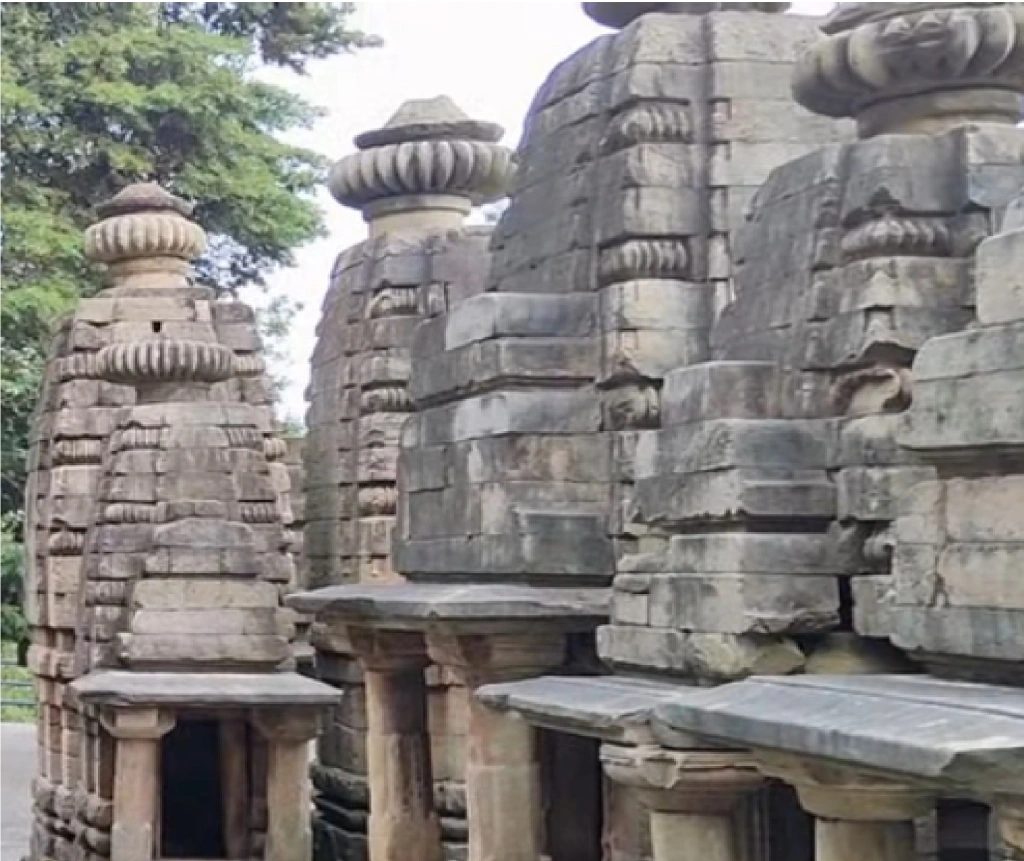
[396,7,844,596]
[653,674,1024,793]
[884,198,1024,674]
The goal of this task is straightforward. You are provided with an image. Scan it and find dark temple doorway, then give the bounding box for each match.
[160,719,225,859]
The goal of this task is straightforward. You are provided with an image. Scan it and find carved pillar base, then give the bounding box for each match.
[429,631,565,861]
[350,628,442,861]
[601,744,764,861]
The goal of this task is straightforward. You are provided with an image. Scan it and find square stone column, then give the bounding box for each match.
[99,708,175,861]
[347,627,442,861]
[429,631,565,861]
[601,744,765,861]
[757,753,933,861]
[252,709,322,861]
[992,799,1024,861]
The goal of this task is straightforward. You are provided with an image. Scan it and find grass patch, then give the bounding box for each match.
[2,639,36,723]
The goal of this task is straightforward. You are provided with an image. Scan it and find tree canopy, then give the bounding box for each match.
[1,2,378,515]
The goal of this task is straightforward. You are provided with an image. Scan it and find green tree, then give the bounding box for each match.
[1,2,379,515]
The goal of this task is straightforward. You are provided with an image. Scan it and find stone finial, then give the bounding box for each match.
[84,182,207,288]
[582,2,788,29]
[327,96,515,230]
[793,3,1024,137]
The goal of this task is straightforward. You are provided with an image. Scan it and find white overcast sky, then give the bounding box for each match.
[251,1,831,423]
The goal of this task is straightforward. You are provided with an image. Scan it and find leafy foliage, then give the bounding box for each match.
[1,514,28,659]
[1,3,378,513]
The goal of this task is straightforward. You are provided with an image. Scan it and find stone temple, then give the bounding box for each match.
[22,3,1024,861]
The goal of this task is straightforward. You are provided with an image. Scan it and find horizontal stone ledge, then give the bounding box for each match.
[476,673,692,745]
[652,674,1024,793]
[69,669,340,707]
[288,582,608,633]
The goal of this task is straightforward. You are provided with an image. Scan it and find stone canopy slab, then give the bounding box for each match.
[288,582,608,633]
[70,670,341,708]
[476,674,698,745]
[652,675,1024,794]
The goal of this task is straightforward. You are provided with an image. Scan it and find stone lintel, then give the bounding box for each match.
[476,674,695,745]
[652,675,1024,796]
[289,582,608,636]
[600,743,763,814]
[69,670,340,709]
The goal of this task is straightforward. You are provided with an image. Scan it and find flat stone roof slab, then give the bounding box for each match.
[653,674,1024,793]
[288,583,608,632]
[70,671,341,708]
[477,674,696,744]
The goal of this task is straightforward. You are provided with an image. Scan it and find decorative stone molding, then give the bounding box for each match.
[328,96,514,219]
[598,239,690,285]
[600,103,692,154]
[225,427,264,450]
[112,427,163,452]
[358,485,398,517]
[103,503,157,525]
[368,287,419,319]
[56,354,102,382]
[49,531,85,556]
[262,436,288,461]
[794,3,1024,136]
[98,340,235,386]
[240,502,280,524]
[52,439,105,465]
[603,384,662,430]
[840,215,955,262]
[360,385,413,415]
[232,354,266,378]
[831,366,913,416]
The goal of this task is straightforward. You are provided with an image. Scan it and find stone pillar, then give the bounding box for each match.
[252,710,321,861]
[428,631,565,861]
[759,754,932,861]
[349,628,442,861]
[993,799,1024,861]
[601,745,765,861]
[99,709,175,861]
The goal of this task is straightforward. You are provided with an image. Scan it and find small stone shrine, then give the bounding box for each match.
[301,97,514,861]
[24,184,338,861]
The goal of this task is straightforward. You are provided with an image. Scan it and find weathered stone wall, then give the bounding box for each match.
[304,229,492,589]
[396,8,847,591]
[887,193,1024,680]
[607,5,1024,682]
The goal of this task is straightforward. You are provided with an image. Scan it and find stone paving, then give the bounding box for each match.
[2,724,34,861]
